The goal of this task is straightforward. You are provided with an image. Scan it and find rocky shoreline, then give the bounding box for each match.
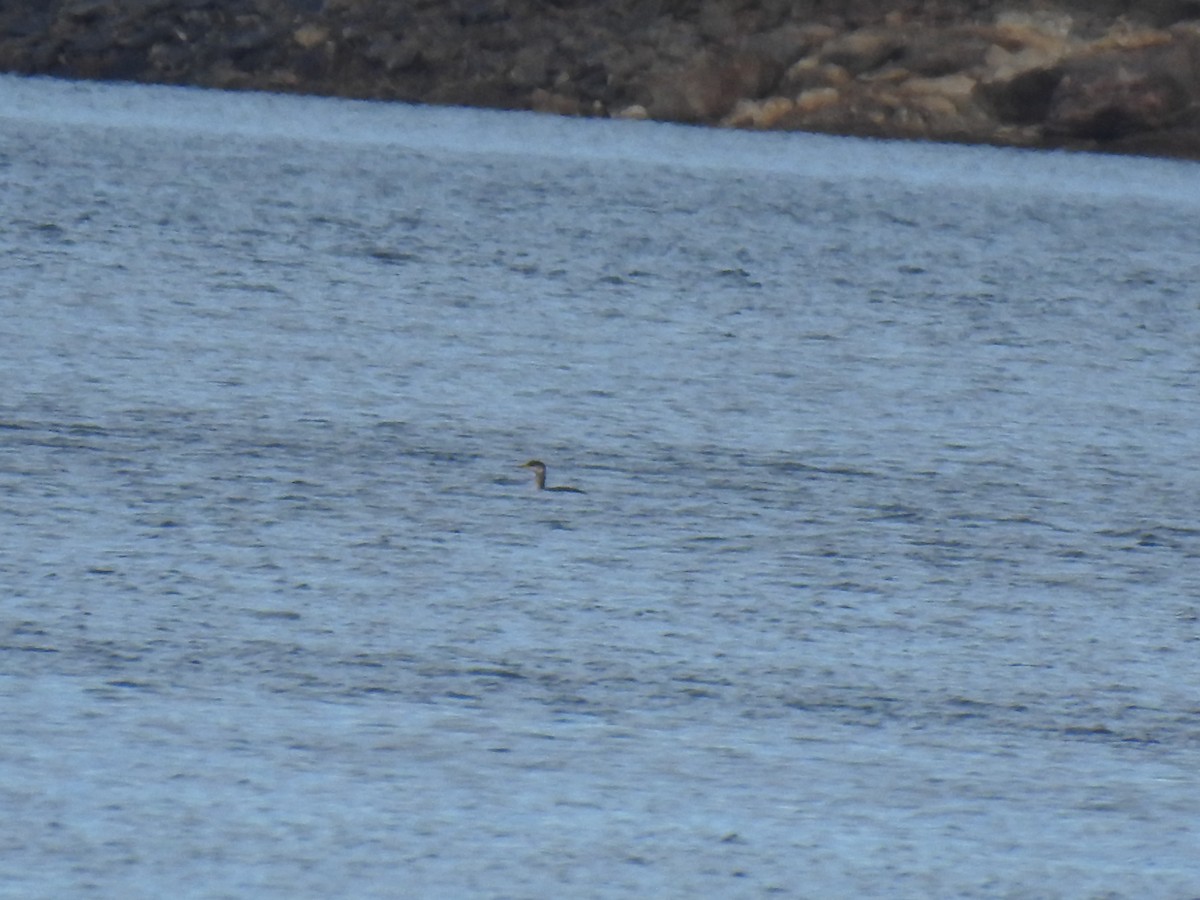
[4,0,1200,159]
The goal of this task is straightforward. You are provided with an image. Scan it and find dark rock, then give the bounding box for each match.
[1136,0,1200,28]
[647,49,781,122]
[1046,39,1196,138]
[147,39,193,77]
[62,45,150,81]
[507,44,551,89]
[363,35,423,72]
[744,22,835,68]
[226,21,275,57]
[896,26,995,76]
[978,64,1066,124]
[61,0,118,23]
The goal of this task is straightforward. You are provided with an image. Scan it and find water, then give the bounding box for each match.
[2,74,1199,898]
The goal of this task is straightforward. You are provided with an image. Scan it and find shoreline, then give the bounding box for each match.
[3,1,1200,161]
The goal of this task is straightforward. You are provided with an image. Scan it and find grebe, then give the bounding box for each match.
[520,460,585,493]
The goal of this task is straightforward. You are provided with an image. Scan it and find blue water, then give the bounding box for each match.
[2,74,1199,898]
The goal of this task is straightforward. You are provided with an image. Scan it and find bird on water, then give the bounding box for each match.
[520,460,586,493]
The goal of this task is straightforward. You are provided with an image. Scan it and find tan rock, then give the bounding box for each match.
[902,74,977,104]
[793,87,840,114]
[1090,27,1174,53]
[293,24,327,50]
[989,21,1073,58]
[781,56,850,93]
[819,28,904,74]
[722,95,795,129]
[985,42,1067,81]
[757,95,797,127]
[862,68,910,85]
[994,11,1075,42]
[914,94,961,120]
[614,104,648,120]
[722,97,760,128]
[531,89,580,116]
[267,68,300,88]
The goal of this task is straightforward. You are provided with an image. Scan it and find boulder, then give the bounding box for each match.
[817,27,905,74]
[722,94,796,128]
[978,63,1066,124]
[646,50,782,123]
[1046,37,1197,138]
[894,26,996,76]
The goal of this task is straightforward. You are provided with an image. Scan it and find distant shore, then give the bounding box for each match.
[4,0,1200,160]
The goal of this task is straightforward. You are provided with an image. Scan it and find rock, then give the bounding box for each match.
[225,19,274,57]
[531,88,581,116]
[508,45,551,89]
[818,27,905,74]
[614,103,649,120]
[363,35,422,72]
[780,56,853,94]
[794,86,841,114]
[61,0,116,24]
[894,26,996,76]
[293,24,328,50]
[903,72,978,103]
[1133,0,1200,28]
[646,50,781,123]
[978,64,1066,124]
[994,10,1075,42]
[697,0,739,43]
[1046,38,1196,138]
[722,95,795,128]
[744,22,836,69]
[895,73,987,137]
